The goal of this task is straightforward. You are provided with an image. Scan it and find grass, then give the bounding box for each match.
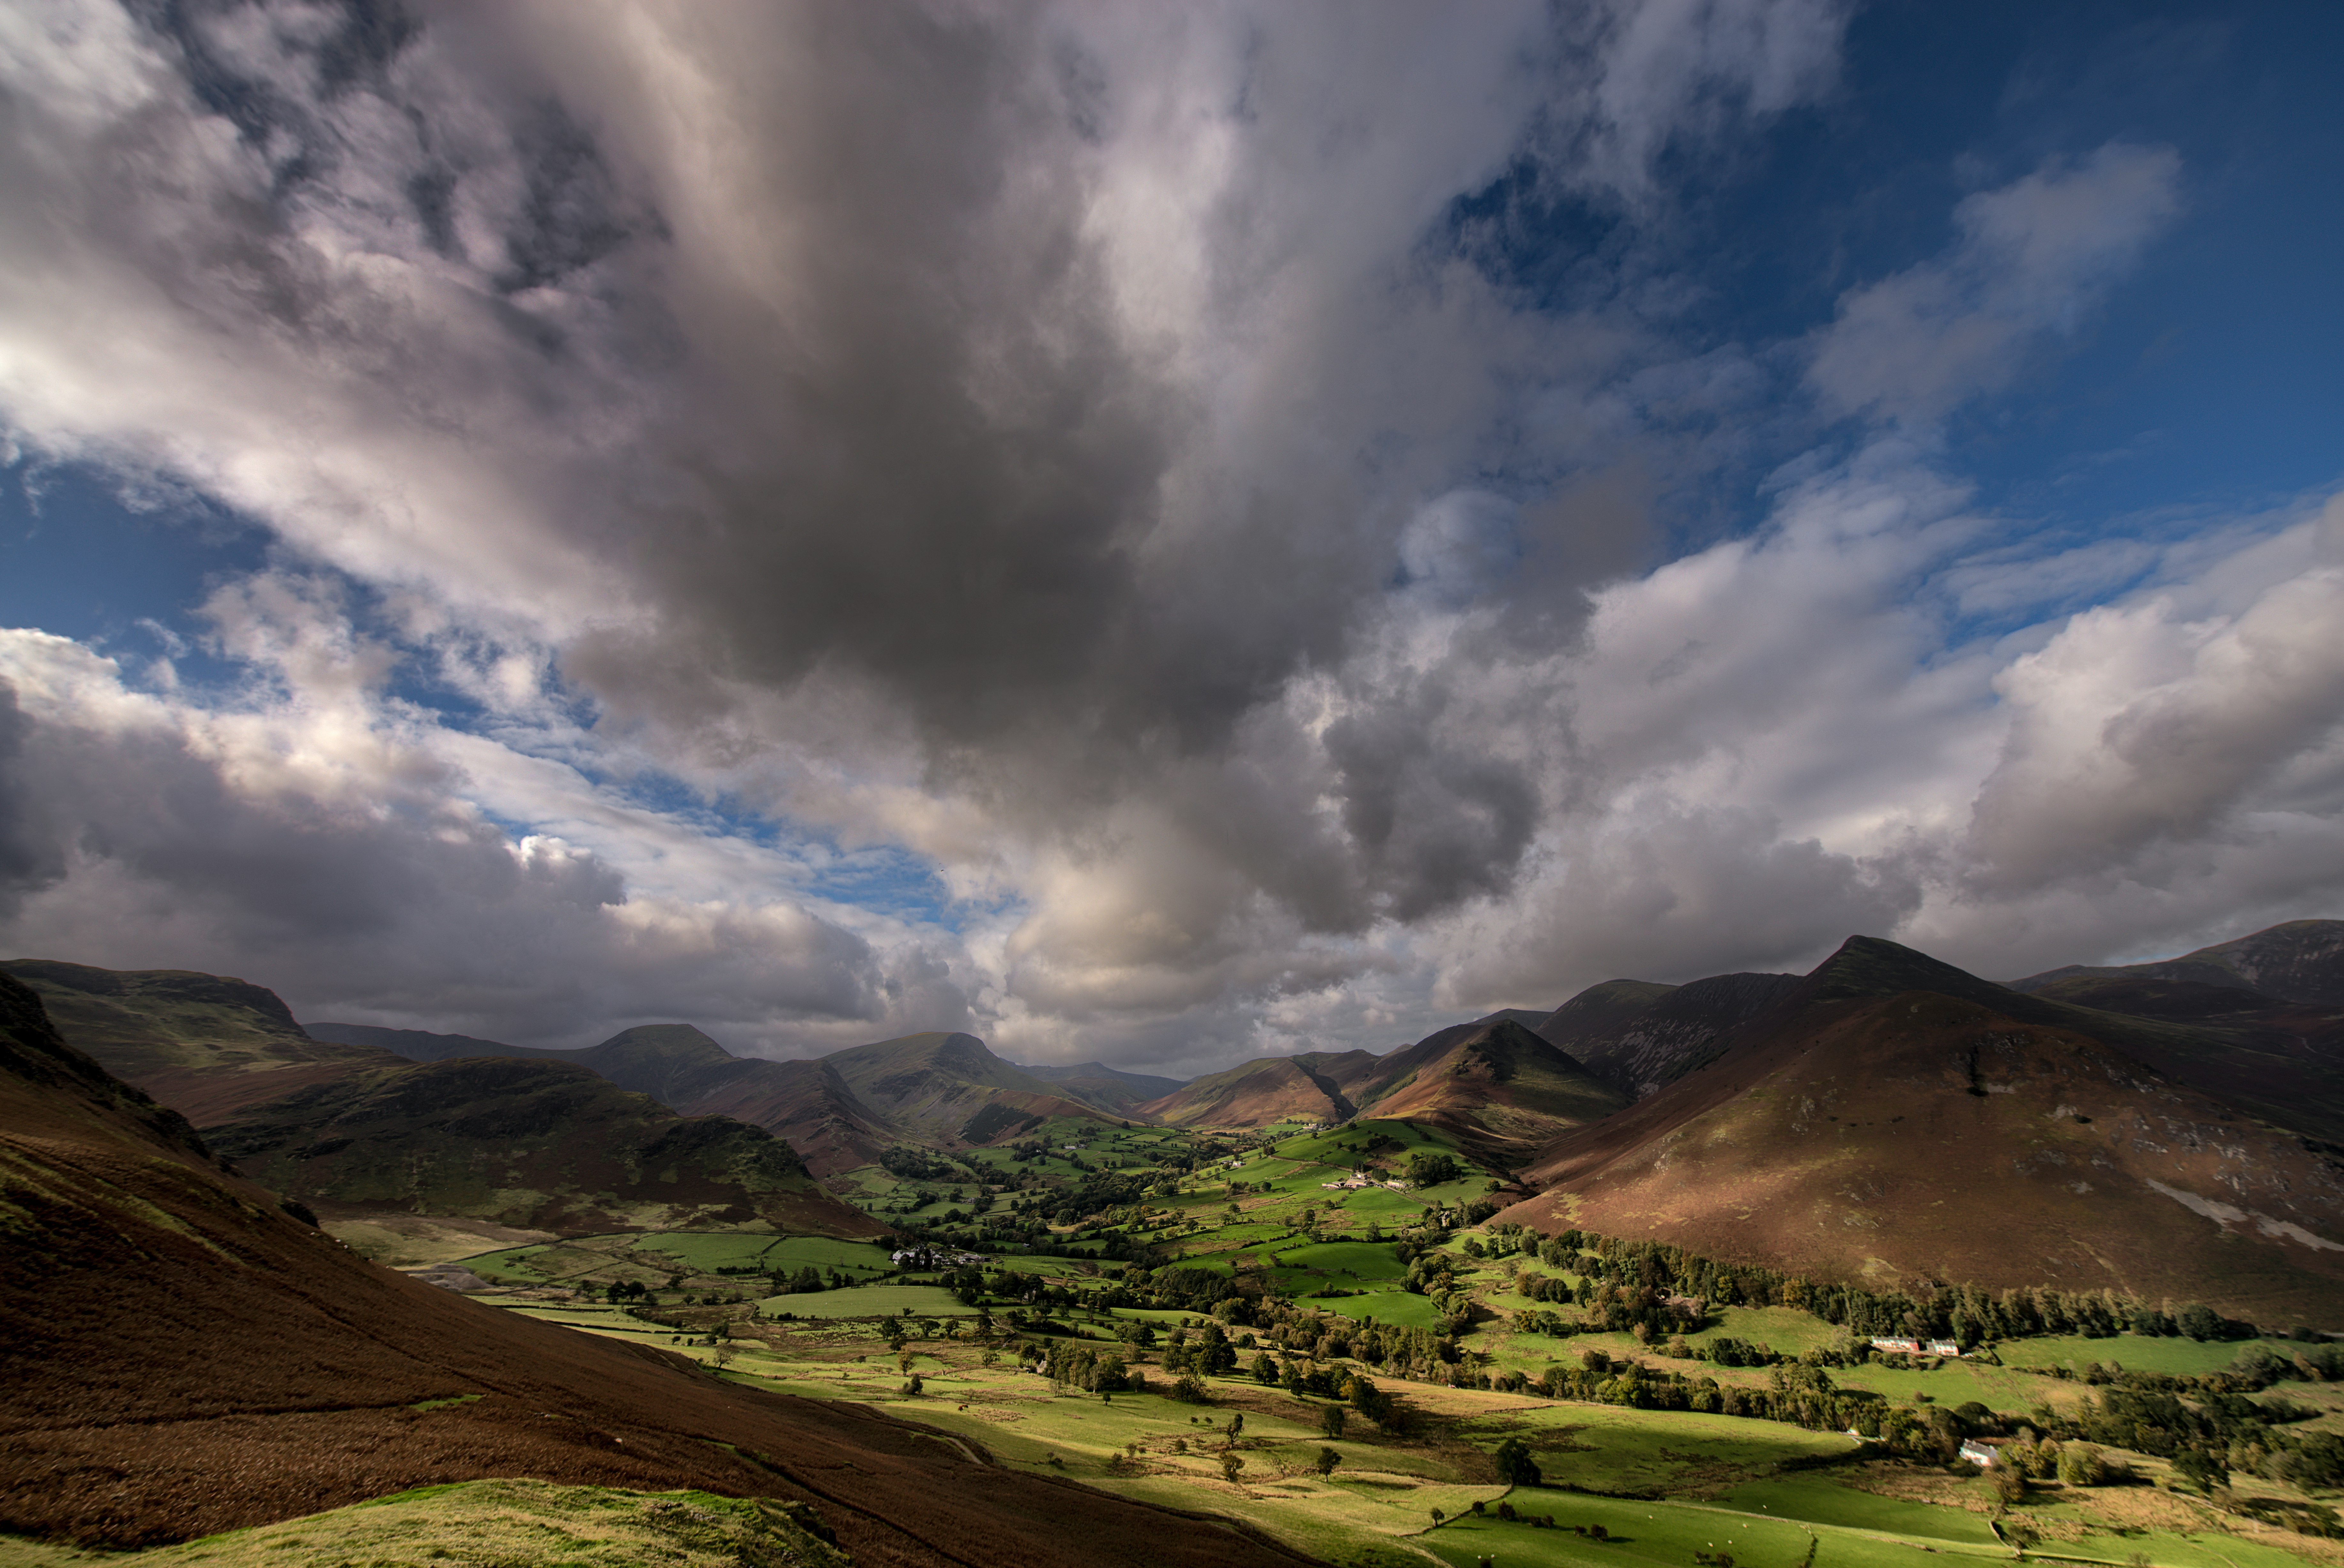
[758,1283,976,1318]
[0,1480,845,1568]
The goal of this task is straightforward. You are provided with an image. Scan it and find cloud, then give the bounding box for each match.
[0,626,963,1051]
[1808,143,2183,423]
[2,2,2331,1075]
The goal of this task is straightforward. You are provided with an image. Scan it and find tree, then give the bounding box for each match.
[1320,1405,1347,1441]
[711,1345,738,1371]
[2172,1449,2225,1495]
[1219,1450,1246,1485]
[1494,1436,1541,1487]
[2057,1446,2105,1488]
[1315,1446,1341,1477]
[1990,1464,2028,1504]
[1251,1350,1278,1384]
[1408,1151,1463,1189]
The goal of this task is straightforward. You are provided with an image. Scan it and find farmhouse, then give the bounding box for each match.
[1927,1339,1963,1358]
[1959,1440,2003,1467]
[1869,1336,1924,1353]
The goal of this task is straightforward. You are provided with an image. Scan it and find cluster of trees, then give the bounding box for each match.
[1032,1337,1144,1395]
[1406,1151,1463,1188]
[879,1146,969,1182]
[2041,1361,2344,1491]
[1531,1229,2270,1347]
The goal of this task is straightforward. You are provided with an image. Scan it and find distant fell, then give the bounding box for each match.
[209,1055,879,1238]
[1353,1018,1626,1162]
[6,959,397,1124]
[304,1021,548,1062]
[2011,918,2344,1006]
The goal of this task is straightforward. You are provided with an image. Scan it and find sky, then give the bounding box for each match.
[0,0,2340,1074]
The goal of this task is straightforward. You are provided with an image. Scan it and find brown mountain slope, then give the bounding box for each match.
[5,958,397,1121]
[1504,940,2344,1328]
[1134,1052,1371,1128]
[0,972,1312,1566]
[1354,1020,1626,1163]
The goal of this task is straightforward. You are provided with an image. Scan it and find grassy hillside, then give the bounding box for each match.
[4,959,395,1122]
[0,1480,851,1568]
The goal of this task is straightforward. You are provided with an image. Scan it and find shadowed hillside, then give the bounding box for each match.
[1535,972,1803,1099]
[318,1018,1124,1174]
[0,971,1315,1567]
[208,1056,883,1238]
[1503,936,2344,1328]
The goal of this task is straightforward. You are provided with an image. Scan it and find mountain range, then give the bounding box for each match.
[2,961,877,1238]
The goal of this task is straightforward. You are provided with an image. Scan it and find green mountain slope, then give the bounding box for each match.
[4,958,399,1123]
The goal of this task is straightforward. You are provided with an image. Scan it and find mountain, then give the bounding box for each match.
[3,959,400,1123]
[1018,1059,1188,1113]
[207,1055,882,1238]
[305,1021,548,1061]
[2011,918,2344,1006]
[823,1030,1116,1144]
[315,1016,1125,1173]
[1535,973,1804,1099]
[1135,1049,1382,1127]
[1998,923,2344,1139]
[1352,1018,1627,1161]
[1503,936,2344,1329]
[0,971,1308,1567]
[1130,1021,1626,1157]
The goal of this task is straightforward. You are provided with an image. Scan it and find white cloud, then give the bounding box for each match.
[1808,143,2183,423]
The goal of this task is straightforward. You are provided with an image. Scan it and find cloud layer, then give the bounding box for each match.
[0,1,2337,1067]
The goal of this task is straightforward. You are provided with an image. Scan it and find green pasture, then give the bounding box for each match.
[759,1282,975,1318]
[1995,1333,2296,1378]
[1721,1476,1998,1543]
[1319,1290,1450,1331]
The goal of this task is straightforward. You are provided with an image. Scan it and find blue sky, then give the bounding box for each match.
[0,0,2337,1070]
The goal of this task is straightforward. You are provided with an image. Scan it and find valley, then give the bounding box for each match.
[6,921,2344,1568]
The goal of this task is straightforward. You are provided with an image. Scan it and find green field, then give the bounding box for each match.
[758,1283,977,1318]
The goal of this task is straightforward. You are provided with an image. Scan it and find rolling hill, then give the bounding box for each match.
[206,1054,882,1238]
[1502,935,2344,1328]
[2011,918,2344,1006]
[0,970,1311,1567]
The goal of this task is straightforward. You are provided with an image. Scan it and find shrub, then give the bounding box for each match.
[1494,1436,1542,1487]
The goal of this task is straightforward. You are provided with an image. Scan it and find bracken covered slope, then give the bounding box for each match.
[0,971,1318,1567]
[1503,937,2344,1328]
